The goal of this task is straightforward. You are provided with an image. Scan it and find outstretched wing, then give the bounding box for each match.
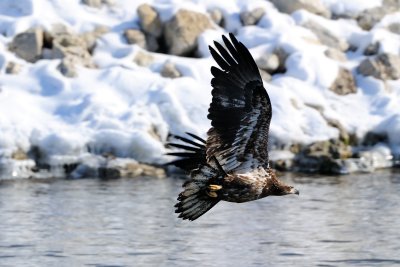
[206,33,272,173]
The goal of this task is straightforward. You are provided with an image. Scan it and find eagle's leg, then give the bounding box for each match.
[206,184,222,198]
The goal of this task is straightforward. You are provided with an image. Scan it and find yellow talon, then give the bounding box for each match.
[206,191,218,198]
[208,184,222,191]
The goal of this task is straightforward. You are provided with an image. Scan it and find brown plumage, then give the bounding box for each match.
[167,33,299,221]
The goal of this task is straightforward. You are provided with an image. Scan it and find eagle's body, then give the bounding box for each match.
[168,33,299,221]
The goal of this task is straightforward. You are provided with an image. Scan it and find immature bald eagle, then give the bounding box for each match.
[167,33,299,221]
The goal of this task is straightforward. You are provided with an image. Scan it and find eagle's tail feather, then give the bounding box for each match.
[166,133,207,172]
[175,165,220,221]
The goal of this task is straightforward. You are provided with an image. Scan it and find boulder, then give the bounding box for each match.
[329,67,357,95]
[208,8,224,26]
[161,61,181,78]
[324,48,346,62]
[124,29,147,49]
[240,7,265,26]
[363,42,380,56]
[388,23,400,34]
[10,28,43,62]
[269,0,330,17]
[302,20,349,51]
[5,61,22,74]
[81,25,109,53]
[164,9,213,56]
[357,1,398,31]
[357,53,400,80]
[137,4,162,38]
[133,51,154,67]
[256,53,280,73]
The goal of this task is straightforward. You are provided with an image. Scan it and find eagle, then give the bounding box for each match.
[167,33,299,221]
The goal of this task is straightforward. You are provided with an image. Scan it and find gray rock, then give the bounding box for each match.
[124,29,147,49]
[363,42,380,56]
[137,4,162,38]
[5,61,22,74]
[302,20,349,51]
[270,0,330,18]
[257,53,280,73]
[273,47,289,73]
[10,28,43,63]
[240,7,265,26]
[52,33,94,77]
[357,53,400,80]
[146,34,159,52]
[58,56,79,78]
[329,67,357,95]
[164,9,213,56]
[161,61,181,78]
[81,25,109,52]
[82,0,102,8]
[209,8,224,26]
[388,23,400,34]
[324,48,346,62]
[133,51,154,67]
[357,2,398,31]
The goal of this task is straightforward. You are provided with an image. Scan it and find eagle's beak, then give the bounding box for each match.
[290,188,299,195]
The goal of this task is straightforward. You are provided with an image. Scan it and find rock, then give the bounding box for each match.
[10,28,44,63]
[273,47,289,73]
[145,34,159,52]
[326,117,350,143]
[82,0,102,8]
[357,53,400,80]
[137,4,162,38]
[99,160,166,178]
[11,148,28,160]
[257,53,280,73]
[259,69,272,81]
[52,33,94,72]
[209,8,224,26]
[124,29,147,49]
[329,67,357,95]
[5,61,22,74]
[133,51,154,67]
[324,48,346,62]
[356,2,398,31]
[388,23,400,34]
[270,0,330,18]
[302,20,349,51]
[57,56,79,78]
[240,7,265,26]
[161,61,181,78]
[81,25,109,53]
[363,42,380,56]
[295,139,352,174]
[362,131,388,146]
[164,9,213,56]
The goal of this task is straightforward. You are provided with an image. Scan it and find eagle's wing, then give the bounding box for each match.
[206,33,272,173]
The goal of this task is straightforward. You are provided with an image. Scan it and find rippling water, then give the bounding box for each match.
[1,170,400,266]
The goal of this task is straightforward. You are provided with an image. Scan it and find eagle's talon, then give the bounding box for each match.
[208,184,222,191]
[206,191,218,198]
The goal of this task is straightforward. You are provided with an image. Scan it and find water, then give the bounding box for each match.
[1,170,400,267]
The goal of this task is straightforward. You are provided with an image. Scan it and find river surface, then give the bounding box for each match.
[0,170,400,267]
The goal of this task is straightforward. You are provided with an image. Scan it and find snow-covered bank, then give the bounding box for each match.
[0,0,399,178]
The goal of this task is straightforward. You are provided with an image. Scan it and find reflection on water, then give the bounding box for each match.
[0,170,400,266]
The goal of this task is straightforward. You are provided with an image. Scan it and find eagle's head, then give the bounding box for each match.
[263,170,299,196]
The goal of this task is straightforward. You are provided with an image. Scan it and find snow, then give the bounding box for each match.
[0,0,400,178]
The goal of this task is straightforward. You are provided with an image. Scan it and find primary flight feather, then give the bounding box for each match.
[167,33,299,221]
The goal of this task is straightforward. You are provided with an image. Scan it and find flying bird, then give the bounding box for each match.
[167,33,299,221]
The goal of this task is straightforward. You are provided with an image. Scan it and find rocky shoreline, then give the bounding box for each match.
[1,0,400,178]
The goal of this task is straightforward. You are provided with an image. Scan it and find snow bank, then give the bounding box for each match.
[0,0,399,177]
